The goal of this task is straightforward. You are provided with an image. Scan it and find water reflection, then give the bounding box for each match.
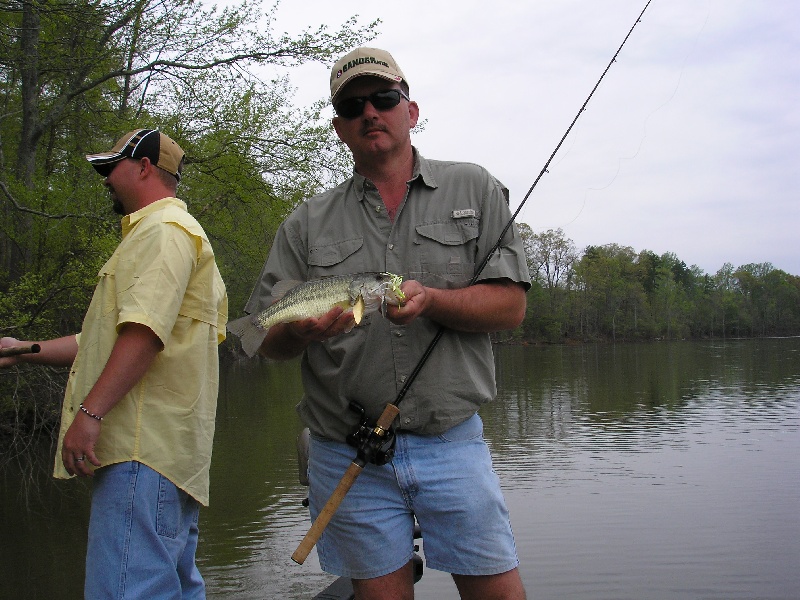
[487,340,800,600]
[198,359,336,598]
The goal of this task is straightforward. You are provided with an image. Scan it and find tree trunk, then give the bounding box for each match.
[17,0,42,186]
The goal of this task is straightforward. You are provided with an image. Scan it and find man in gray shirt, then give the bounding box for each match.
[245,47,529,599]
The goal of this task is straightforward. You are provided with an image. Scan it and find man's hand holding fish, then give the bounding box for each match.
[285,305,354,341]
[228,272,405,358]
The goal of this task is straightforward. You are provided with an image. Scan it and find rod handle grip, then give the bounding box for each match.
[291,403,400,565]
[0,344,41,358]
[292,461,362,564]
[375,403,400,431]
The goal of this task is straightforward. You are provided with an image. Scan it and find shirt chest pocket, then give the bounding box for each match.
[415,221,479,285]
[308,237,365,278]
[96,254,123,316]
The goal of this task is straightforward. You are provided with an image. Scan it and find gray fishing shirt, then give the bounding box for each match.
[245,150,531,442]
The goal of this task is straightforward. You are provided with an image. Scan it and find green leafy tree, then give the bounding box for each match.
[732,262,800,337]
[650,252,694,339]
[521,227,577,341]
[0,0,376,454]
[517,231,800,344]
[1,0,377,329]
[762,269,800,334]
[711,262,738,337]
[574,244,644,341]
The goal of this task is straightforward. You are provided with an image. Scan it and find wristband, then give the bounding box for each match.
[79,403,104,421]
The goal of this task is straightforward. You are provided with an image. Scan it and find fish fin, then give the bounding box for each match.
[226,314,269,358]
[353,296,365,324]
[270,279,304,301]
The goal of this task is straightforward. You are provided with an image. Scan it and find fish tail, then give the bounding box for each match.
[226,314,269,358]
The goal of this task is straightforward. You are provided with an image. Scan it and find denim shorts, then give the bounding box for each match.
[308,413,519,579]
[85,461,204,599]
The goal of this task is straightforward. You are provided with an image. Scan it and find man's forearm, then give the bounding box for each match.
[1,335,79,367]
[80,323,162,418]
[421,280,527,332]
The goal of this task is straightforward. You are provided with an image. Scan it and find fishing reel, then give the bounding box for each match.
[346,401,396,466]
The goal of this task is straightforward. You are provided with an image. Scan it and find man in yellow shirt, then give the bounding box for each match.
[0,129,228,598]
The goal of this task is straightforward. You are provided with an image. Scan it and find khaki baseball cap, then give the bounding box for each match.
[86,129,185,181]
[330,47,408,103]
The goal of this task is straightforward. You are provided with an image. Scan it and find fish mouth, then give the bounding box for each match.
[358,273,405,313]
[379,272,405,306]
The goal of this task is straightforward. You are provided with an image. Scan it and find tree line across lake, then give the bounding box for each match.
[2,0,798,452]
[518,227,800,344]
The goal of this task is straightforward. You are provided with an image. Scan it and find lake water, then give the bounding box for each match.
[2,338,799,599]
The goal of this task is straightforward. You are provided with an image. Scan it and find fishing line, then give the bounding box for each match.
[391,0,655,409]
[559,7,707,230]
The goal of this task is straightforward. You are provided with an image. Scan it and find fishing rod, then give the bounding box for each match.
[292,0,654,565]
[392,0,654,409]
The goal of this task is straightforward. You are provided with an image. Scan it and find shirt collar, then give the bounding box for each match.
[352,147,438,201]
[413,148,438,189]
[121,197,186,237]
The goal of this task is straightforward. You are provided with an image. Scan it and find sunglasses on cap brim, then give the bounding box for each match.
[334,89,410,119]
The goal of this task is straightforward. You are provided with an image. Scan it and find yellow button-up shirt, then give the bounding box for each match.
[54,197,228,505]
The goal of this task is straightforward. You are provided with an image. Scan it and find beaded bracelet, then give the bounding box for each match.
[79,403,104,421]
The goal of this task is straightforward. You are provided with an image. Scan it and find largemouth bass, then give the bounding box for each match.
[228,272,405,357]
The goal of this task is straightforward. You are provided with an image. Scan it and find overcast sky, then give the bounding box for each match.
[268,0,799,277]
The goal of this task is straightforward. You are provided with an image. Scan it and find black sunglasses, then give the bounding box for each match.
[334,89,410,119]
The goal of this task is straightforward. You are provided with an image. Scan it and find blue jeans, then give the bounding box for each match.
[308,413,519,579]
[85,461,205,599]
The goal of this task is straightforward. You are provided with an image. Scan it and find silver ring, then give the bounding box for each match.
[75,456,85,462]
